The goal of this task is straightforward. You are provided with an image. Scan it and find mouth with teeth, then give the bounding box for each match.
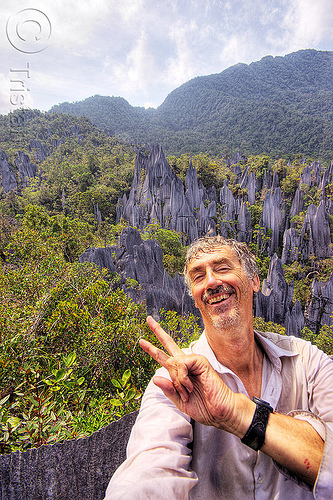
[203,285,236,306]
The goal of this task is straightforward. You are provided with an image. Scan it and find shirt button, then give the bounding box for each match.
[257,475,263,484]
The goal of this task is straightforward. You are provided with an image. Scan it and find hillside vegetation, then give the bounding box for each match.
[50,49,333,160]
[0,89,333,452]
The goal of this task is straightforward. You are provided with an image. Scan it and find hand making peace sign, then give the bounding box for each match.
[140,316,253,436]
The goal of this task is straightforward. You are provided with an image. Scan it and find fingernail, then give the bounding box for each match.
[181,393,188,403]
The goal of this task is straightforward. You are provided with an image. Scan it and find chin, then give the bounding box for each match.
[209,306,241,330]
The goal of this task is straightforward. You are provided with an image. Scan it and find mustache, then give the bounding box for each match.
[202,284,235,303]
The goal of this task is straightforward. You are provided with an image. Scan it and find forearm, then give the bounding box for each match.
[262,412,324,486]
[232,394,324,487]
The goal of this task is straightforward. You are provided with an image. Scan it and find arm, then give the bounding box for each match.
[141,316,324,488]
[105,368,198,499]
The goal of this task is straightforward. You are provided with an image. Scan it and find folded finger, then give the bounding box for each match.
[166,358,193,400]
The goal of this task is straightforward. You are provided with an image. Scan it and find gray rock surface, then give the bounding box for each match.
[79,227,199,321]
[0,411,138,500]
[259,188,284,256]
[300,201,332,260]
[0,150,17,193]
[305,274,333,332]
[281,228,301,265]
[285,300,305,337]
[255,254,302,334]
[237,202,252,243]
[15,151,38,189]
[29,140,50,162]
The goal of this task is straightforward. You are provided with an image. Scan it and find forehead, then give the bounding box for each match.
[187,246,241,271]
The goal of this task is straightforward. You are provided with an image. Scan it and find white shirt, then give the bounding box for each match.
[105,331,333,499]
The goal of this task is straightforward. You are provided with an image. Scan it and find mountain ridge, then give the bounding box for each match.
[49,49,333,159]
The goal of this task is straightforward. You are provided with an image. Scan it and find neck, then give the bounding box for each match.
[205,322,264,398]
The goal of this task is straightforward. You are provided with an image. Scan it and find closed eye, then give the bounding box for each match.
[191,273,205,282]
[215,266,230,273]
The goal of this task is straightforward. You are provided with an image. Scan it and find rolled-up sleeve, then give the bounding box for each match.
[105,367,198,500]
[284,344,333,499]
[306,349,333,499]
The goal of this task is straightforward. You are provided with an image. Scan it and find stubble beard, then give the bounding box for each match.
[201,284,242,331]
[208,301,241,330]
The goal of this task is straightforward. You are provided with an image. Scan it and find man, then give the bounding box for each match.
[105,236,333,499]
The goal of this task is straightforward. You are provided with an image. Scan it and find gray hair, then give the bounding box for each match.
[183,235,259,296]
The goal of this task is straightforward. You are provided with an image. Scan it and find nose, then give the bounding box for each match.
[205,267,219,289]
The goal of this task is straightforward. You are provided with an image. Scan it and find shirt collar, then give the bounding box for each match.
[254,330,298,372]
[189,329,298,375]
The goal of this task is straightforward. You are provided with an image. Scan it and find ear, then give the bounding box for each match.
[252,275,260,293]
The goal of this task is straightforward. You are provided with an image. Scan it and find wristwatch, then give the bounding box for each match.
[241,397,273,451]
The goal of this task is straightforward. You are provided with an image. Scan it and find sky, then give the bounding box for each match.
[1,0,333,115]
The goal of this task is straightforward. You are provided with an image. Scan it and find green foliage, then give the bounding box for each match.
[247,155,270,178]
[283,257,333,308]
[301,325,333,356]
[280,164,303,197]
[248,204,263,228]
[159,309,202,347]
[253,317,286,336]
[142,222,186,276]
[0,358,140,453]
[0,221,164,452]
[109,369,141,419]
[0,216,205,452]
[0,111,136,224]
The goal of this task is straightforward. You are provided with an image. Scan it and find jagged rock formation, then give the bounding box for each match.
[116,145,216,244]
[79,227,198,321]
[0,150,17,193]
[255,254,305,337]
[117,147,333,263]
[259,187,285,255]
[15,151,39,189]
[284,161,333,263]
[114,147,333,334]
[29,139,50,162]
[305,274,333,333]
[0,411,138,500]
[0,150,39,192]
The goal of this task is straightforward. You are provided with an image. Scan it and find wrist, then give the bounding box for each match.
[221,393,256,437]
[241,397,274,450]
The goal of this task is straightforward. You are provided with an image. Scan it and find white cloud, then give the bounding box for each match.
[111,30,157,96]
[1,0,333,112]
[0,71,34,114]
[282,0,333,50]
[143,101,157,109]
[164,20,198,86]
[0,74,11,114]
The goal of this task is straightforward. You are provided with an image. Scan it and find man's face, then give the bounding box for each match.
[187,246,260,330]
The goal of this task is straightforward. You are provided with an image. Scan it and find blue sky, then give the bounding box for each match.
[1,0,333,114]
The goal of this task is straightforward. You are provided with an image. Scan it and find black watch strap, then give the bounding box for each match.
[241,397,273,451]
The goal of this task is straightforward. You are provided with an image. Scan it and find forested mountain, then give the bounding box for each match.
[1,106,333,452]
[50,49,333,160]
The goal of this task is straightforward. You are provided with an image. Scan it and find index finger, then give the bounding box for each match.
[146,316,183,357]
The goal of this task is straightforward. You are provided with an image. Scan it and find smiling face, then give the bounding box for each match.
[187,246,260,332]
